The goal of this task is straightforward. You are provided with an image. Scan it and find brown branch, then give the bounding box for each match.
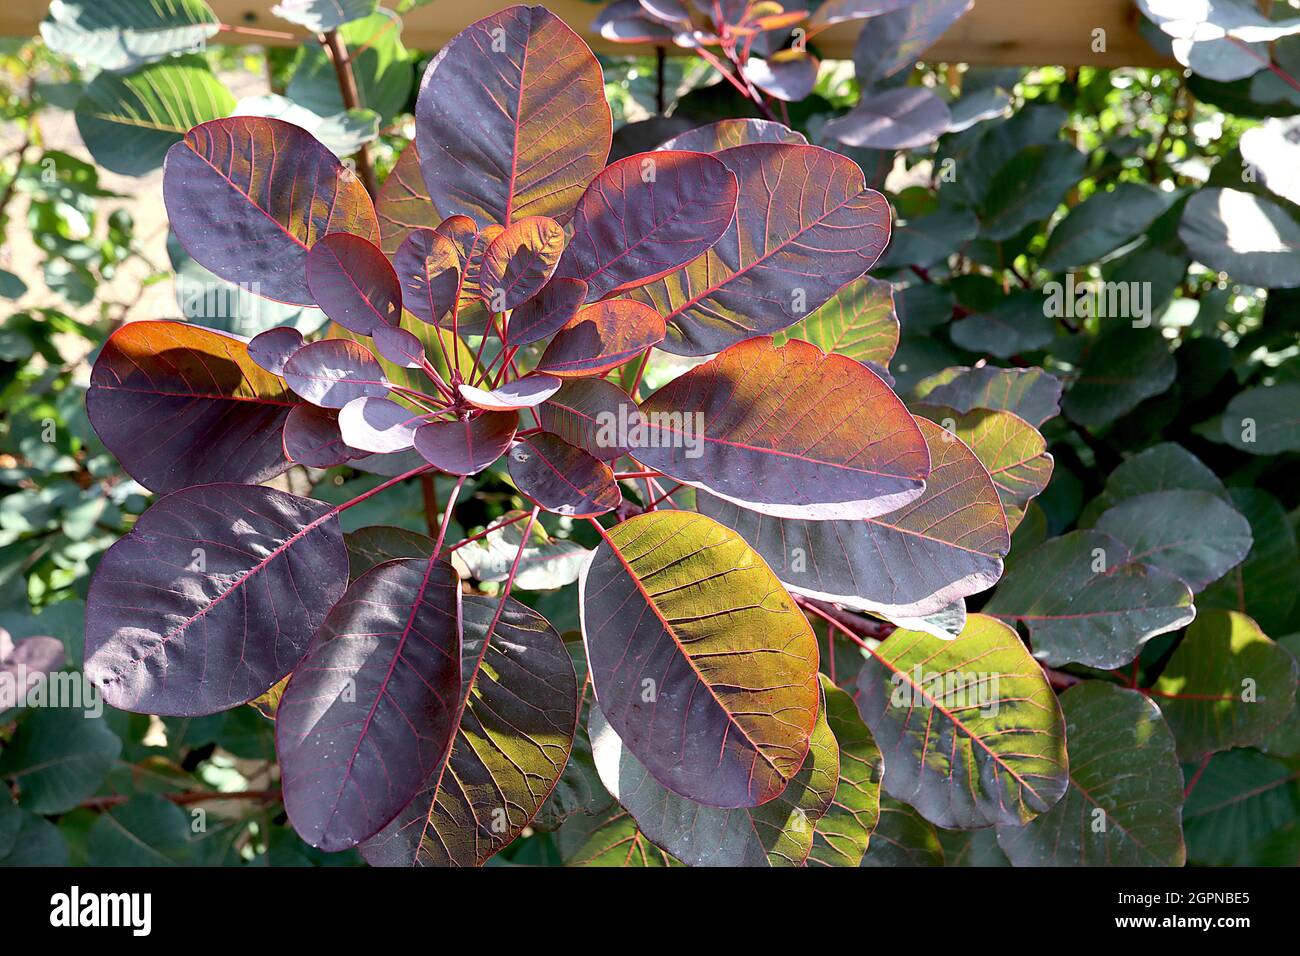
[321,29,378,199]
[79,789,281,811]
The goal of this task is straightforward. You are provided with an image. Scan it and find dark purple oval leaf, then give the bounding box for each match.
[277,558,462,851]
[163,116,378,305]
[415,5,611,226]
[537,300,666,378]
[371,325,426,369]
[742,51,819,102]
[282,338,389,408]
[507,277,588,346]
[306,232,403,335]
[479,216,566,311]
[508,433,621,517]
[538,377,641,461]
[556,151,739,300]
[392,228,460,326]
[87,321,299,494]
[248,326,305,376]
[636,336,929,520]
[627,143,892,355]
[283,404,356,468]
[84,484,348,716]
[360,595,578,867]
[413,411,518,475]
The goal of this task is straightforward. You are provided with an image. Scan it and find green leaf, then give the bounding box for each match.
[949,290,1057,358]
[286,13,413,127]
[1093,490,1252,593]
[557,806,681,867]
[343,524,435,579]
[1180,188,1300,288]
[75,55,234,177]
[1153,610,1299,760]
[808,675,882,867]
[87,794,194,866]
[855,614,1068,829]
[1062,326,1176,429]
[589,698,839,866]
[272,0,376,32]
[1261,635,1300,758]
[985,529,1195,669]
[979,143,1085,240]
[41,0,220,72]
[1042,182,1174,270]
[996,683,1186,866]
[771,276,899,369]
[937,827,1010,866]
[1183,749,1300,866]
[914,405,1052,531]
[913,364,1063,426]
[1087,442,1228,519]
[1220,383,1300,453]
[860,797,943,866]
[0,809,70,866]
[1201,489,1300,634]
[0,706,121,813]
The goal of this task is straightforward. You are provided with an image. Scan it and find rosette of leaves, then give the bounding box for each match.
[78,5,1087,866]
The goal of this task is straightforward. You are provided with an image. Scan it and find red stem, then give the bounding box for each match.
[432,476,465,554]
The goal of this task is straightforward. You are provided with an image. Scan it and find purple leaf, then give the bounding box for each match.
[636,336,929,519]
[338,397,422,454]
[657,118,808,152]
[824,87,953,150]
[306,233,403,335]
[458,374,562,411]
[415,5,611,226]
[163,116,378,305]
[556,151,739,299]
[537,300,666,378]
[626,143,892,355]
[282,338,389,408]
[84,484,349,716]
[478,216,566,311]
[0,630,65,710]
[538,377,641,461]
[277,558,462,850]
[360,595,577,867]
[248,326,305,376]
[87,321,299,494]
[508,433,622,517]
[742,51,820,103]
[413,411,518,475]
[507,277,588,346]
[393,227,460,326]
[371,325,426,369]
[283,404,358,468]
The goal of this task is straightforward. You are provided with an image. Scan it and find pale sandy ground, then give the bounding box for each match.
[1,68,268,339]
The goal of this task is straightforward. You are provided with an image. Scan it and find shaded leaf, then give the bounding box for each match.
[1221,383,1300,453]
[508,434,621,517]
[558,806,680,866]
[84,484,349,715]
[393,227,460,326]
[825,88,952,150]
[860,797,943,866]
[995,683,1186,866]
[915,365,1063,427]
[87,321,298,495]
[808,675,882,867]
[0,707,121,814]
[507,278,588,346]
[538,377,640,461]
[1183,749,1300,865]
[413,411,517,475]
[985,529,1196,669]
[307,233,401,335]
[283,404,355,467]
[1062,326,1177,429]
[277,558,462,851]
[1153,610,1299,760]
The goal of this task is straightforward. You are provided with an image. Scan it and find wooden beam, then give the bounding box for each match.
[4,0,1175,68]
